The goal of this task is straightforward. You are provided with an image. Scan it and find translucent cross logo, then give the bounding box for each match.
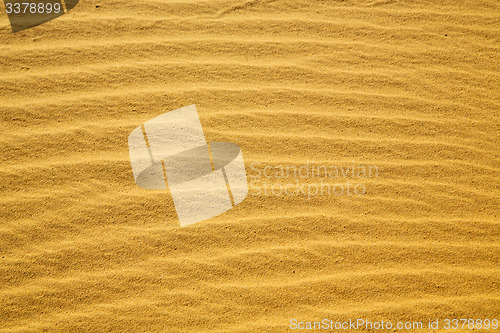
[128,105,248,227]
[4,0,79,33]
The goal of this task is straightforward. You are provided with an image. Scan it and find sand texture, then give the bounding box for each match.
[0,0,499,332]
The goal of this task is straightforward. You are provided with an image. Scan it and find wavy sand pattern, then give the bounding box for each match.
[0,0,499,332]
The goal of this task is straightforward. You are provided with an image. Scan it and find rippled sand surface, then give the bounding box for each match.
[1,0,499,331]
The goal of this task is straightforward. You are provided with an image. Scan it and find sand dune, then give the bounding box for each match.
[1,0,499,332]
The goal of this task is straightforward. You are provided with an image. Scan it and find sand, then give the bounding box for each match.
[0,0,499,332]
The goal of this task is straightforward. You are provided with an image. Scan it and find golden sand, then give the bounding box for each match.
[0,0,499,331]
